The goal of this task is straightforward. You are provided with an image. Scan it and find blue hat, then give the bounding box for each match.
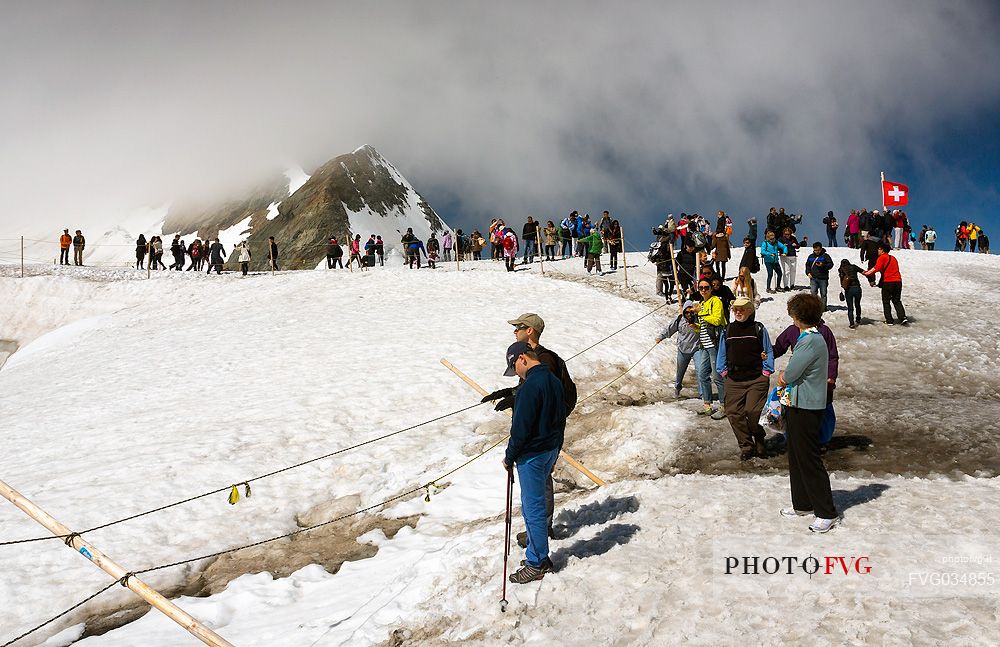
[504,341,532,377]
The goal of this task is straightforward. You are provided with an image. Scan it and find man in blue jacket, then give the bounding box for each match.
[804,242,835,309]
[502,341,567,584]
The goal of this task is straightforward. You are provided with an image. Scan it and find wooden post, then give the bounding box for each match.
[20,235,24,278]
[536,225,544,275]
[147,242,151,280]
[668,242,684,311]
[0,478,235,647]
[439,358,607,487]
[620,227,629,288]
[455,233,461,272]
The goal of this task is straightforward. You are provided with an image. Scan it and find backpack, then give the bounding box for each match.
[690,231,708,249]
[191,246,200,258]
[535,345,577,414]
[648,241,670,263]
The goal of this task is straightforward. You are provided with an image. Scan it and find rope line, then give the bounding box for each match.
[0,581,118,647]
[134,440,508,576]
[0,401,489,546]
[566,302,667,361]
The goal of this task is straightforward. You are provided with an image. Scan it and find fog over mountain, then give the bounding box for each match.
[1,2,998,242]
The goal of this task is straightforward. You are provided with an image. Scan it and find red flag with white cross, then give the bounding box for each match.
[881,179,909,207]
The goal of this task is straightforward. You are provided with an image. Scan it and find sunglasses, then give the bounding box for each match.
[513,325,530,331]
[698,285,711,291]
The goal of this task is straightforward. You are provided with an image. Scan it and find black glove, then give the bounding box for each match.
[482,387,516,411]
[481,387,515,403]
[493,396,515,412]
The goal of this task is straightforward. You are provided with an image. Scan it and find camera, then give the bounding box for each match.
[652,225,665,236]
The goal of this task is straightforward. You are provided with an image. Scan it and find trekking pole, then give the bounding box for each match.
[501,468,513,613]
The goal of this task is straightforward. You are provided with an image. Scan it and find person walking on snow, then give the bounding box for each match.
[327,236,343,269]
[717,297,774,460]
[501,341,568,583]
[656,301,701,399]
[694,278,728,419]
[822,211,839,248]
[862,242,908,326]
[773,311,839,449]
[442,230,453,262]
[804,242,835,310]
[837,259,866,329]
[207,238,226,274]
[502,227,519,272]
[236,240,252,275]
[760,230,787,294]
[346,234,363,269]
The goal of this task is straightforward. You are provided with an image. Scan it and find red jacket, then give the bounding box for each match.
[867,253,901,283]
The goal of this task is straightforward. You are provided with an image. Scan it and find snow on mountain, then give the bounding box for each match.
[1,246,998,646]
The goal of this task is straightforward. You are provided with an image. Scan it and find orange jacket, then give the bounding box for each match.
[59,234,72,249]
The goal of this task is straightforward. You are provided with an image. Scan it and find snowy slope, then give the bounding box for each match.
[1,246,999,646]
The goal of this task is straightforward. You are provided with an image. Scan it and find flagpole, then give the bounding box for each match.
[880,170,886,213]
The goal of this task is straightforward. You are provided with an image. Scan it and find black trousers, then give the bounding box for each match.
[60,249,70,264]
[786,407,837,518]
[881,281,906,323]
[240,261,249,275]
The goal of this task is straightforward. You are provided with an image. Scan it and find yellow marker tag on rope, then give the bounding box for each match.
[228,485,240,505]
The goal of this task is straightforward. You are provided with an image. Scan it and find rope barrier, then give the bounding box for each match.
[0,400,490,547]
[0,581,118,647]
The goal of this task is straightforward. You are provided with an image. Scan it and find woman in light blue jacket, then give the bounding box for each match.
[777,293,840,533]
[759,230,788,294]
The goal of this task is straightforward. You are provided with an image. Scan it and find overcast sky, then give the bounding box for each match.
[2,1,999,244]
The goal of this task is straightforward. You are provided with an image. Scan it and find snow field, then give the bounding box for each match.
[1,242,999,645]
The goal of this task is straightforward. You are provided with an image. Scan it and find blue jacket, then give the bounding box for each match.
[716,324,775,377]
[760,239,787,263]
[782,330,829,410]
[505,364,567,466]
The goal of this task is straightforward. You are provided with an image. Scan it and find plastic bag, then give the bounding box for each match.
[759,386,786,434]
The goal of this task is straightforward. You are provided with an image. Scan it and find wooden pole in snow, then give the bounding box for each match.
[620,227,629,288]
[536,225,544,275]
[439,358,607,487]
[20,236,24,278]
[0,479,235,647]
[668,242,684,312]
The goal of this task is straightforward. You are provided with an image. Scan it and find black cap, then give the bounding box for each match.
[504,341,532,377]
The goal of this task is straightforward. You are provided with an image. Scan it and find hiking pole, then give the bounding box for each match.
[501,468,513,613]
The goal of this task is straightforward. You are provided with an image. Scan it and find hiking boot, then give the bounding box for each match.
[900,318,910,326]
[809,516,842,533]
[754,440,768,457]
[519,557,554,572]
[674,387,683,399]
[697,404,714,416]
[711,408,727,420]
[848,323,857,330]
[740,449,756,461]
[509,563,546,584]
[780,508,813,518]
[886,321,895,326]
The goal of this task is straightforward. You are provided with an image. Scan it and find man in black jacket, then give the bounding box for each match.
[805,243,835,309]
[521,216,537,264]
[675,241,698,295]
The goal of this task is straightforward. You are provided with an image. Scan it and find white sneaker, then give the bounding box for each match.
[779,508,813,518]
[808,516,842,533]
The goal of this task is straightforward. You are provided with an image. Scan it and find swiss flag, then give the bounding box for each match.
[882,179,909,207]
